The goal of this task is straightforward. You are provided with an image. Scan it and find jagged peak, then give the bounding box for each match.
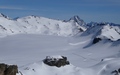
[68,15,86,28]
[69,15,82,21]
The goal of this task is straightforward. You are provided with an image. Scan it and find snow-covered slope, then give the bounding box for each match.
[0,13,86,37]
[91,58,120,75]
[97,24,120,41]
[16,57,120,75]
[17,62,81,75]
[0,34,120,75]
[83,22,120,42]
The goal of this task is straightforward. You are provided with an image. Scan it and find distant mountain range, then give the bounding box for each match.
[0,13,86,37]
[0,13,120,42]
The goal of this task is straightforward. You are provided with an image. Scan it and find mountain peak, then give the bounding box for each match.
[69,15,86,27]
[69,15,81,21]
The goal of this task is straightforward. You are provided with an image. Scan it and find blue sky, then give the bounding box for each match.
[0,0,120,23]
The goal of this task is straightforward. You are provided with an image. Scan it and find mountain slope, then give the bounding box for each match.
[0,13,86,37]
[82,23,120,43]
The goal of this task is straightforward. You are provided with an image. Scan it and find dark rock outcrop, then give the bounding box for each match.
[43,56,70,67]
[93,38,102,44]
[0,63,7,75]
[0,63,18,75]
[111,68,120,75]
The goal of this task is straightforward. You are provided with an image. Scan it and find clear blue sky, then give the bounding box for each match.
[0,0,120,23]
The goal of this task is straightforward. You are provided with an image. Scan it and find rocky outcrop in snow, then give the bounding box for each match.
[17,56,81,75]
[0,13,10,19]
[43,56,70,67]
[69,15,86,27]
[92,38,102,44]
[0,63,18,75]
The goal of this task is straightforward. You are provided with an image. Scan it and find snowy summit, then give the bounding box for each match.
[0,13,86,37]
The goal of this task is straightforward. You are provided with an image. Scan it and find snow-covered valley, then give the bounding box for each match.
[0,13,120,75]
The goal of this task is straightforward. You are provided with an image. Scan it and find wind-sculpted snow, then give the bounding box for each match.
[0,13,86,37]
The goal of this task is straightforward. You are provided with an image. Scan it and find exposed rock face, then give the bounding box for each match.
[43,56,70,67]
[69,15,86,26]
[0,63,7,75]
[93,38,102,44]
[111,68,120,75]
[0,63,18,75]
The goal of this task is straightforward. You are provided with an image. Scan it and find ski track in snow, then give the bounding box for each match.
[69,39,90,45]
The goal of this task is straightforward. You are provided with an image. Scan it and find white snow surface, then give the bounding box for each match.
[97,24,120,41]
[0,14,86,37]
[0,34,120,75]
[0,13,120,75]
[83,24,120,41]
